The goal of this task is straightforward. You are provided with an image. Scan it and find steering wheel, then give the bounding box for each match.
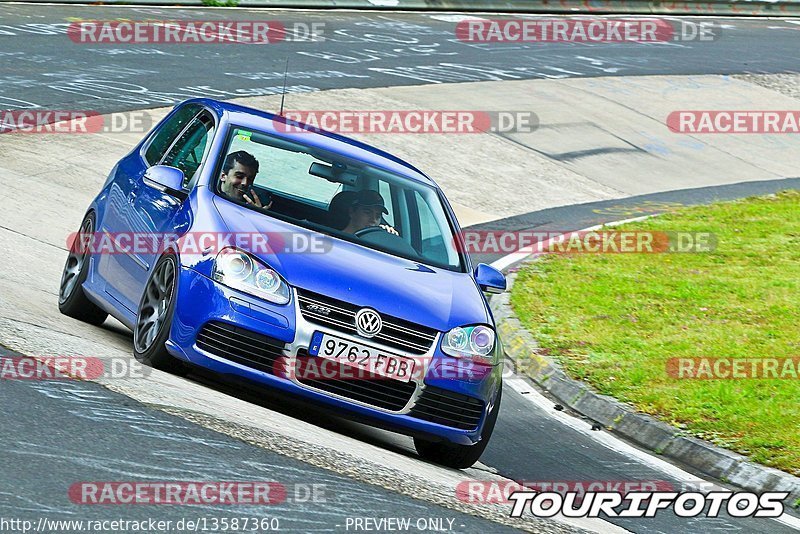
[354,225,420,258]
[354,226,388,238]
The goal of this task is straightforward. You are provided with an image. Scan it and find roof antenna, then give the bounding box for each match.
[279,58,289,117]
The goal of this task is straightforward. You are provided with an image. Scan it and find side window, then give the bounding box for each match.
[162,113,215,187]
[413,190,448,263]
[144,104,202,166]
[378,180,396,227]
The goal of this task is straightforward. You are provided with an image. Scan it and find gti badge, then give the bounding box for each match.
[307,304,331,316]
[355,308,382,338]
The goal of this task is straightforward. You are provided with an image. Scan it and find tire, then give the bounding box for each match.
[414,388,502,469]
[133,253,187,375]
[58,214,109,326]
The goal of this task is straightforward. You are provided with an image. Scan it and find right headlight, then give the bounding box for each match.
[441,325,497,365]
[212,247,290,305]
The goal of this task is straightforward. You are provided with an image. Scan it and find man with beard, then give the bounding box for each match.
[219,150,272,209]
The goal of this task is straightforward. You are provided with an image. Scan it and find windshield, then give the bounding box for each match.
[213,126,465,272]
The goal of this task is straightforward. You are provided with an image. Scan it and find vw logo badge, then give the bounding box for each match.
[355,308,382,338]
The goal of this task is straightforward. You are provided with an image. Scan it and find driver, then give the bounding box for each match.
[219,151,272,209]
[342,190,398,236]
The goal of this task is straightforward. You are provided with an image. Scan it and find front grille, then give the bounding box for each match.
[294,349,417,411]
[297,289,437,354]
[409,386,485,430]
[196,322,286,374]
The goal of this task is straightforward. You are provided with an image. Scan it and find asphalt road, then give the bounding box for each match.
[1,4,800,534]
[1,5,800,115]
[0,345,520,534]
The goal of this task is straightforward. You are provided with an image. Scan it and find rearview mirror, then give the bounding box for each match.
[309,162,359,186]
[474,263,506,294]
[144,165,187,200]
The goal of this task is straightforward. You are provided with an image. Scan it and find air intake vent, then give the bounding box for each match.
[410,386,485,430]
[196,322,286,374]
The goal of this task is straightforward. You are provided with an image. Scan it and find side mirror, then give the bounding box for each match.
[474,263,506,294]
[144,165,187,200]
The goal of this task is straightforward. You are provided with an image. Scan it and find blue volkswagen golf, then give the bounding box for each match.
[58,98,507,468]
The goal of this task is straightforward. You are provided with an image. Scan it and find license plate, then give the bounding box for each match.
[309,332,416,383]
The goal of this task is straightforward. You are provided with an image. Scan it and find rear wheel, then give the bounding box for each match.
[133,254,187,375]
[58,214,108,325]
[414,388,502,469]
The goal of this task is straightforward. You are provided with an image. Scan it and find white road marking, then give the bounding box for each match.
[428,14,489,23]
[544,66,585,76]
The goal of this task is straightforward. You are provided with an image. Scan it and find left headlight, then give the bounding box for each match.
[212,247,290,305]
[441,325,497,365]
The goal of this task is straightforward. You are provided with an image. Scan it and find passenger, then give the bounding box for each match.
[219,151,272,209]
[342,190,398,236]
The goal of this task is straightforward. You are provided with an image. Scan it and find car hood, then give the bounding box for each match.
[212,196,488,331]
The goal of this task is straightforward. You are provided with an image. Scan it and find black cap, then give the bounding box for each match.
[351,190,388,214]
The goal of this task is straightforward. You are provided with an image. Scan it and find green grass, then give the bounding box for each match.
[510,190,800,475]
[201,0,239,6]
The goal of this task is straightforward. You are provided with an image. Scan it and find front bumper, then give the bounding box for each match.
[168,267,502,445]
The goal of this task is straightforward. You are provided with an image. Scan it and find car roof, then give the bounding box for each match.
[188,98,436,187]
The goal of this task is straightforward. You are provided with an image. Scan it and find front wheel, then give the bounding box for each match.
[133,254,187,375]
[58,214,108,325]
[414,388,502,469]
